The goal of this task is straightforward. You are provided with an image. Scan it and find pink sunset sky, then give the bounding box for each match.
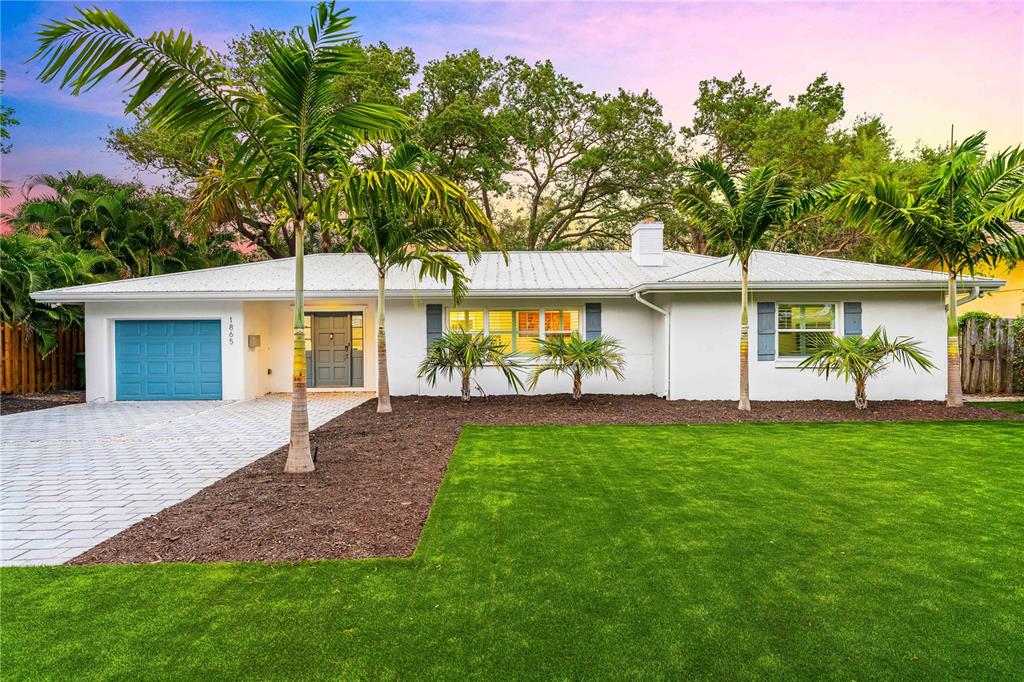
[1,0,1021,215]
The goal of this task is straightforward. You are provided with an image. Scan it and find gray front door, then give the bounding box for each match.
[314,314,352,387]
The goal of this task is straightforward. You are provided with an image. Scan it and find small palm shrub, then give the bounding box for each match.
[418,330,525,402]
[529,334,626,400]
[798,327,935,409]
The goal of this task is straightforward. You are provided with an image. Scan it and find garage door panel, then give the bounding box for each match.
[116,320,222,401]
[145,321,173,336]
[145,361,171,376]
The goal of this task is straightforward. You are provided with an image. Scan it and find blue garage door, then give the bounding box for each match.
[115,320,222,400]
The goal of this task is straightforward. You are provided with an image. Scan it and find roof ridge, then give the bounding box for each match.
[658,255,732,282]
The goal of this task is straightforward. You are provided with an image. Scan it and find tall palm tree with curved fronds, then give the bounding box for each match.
[834,130,1024,407]
[799,327,935,409]
[675,157,849,410]
[322,141,503,413]
[31,2,407,471]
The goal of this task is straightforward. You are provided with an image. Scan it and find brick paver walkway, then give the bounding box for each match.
[0,393,371,566]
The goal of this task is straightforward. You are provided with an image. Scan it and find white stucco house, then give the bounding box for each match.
[33,221,1003,403]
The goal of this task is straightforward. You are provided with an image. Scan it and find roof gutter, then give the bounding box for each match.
[30,287,636,304]
[949,285,983,311]
[630,278,1006,295]
[634,292,671,400]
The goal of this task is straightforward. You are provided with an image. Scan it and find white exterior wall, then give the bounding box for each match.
[383,296,660,397]
[83,300,247,402]
[668,290,948,401]
[84,289,947,403]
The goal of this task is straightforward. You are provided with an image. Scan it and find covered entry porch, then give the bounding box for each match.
[303,311,366,388]
[241,299,379,398]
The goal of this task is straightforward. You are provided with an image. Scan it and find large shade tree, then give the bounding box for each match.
[836,131,1024,406]
[675,157,846,410]
[323,142,501,413]
[32,1,407,472]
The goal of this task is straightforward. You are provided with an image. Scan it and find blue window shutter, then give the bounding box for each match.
[426,304,443,348]
[844,302,863,336]
[756,302,776,361]
[585,303,602,340]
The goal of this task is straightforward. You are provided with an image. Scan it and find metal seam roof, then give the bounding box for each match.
[31,250,1004,303]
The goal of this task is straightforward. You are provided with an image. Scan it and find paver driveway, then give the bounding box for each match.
[0,393,371,566]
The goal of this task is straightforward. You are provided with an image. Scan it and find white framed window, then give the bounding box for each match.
[544,309,580,339]
[448,309,484,332]
[446,306,582,354]
[777,303,835,357]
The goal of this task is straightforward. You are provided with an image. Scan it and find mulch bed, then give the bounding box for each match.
[1,390,85,416]
[69,395,1022,565]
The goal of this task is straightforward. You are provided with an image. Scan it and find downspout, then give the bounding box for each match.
[634,292,671,400]
[947,285,982,311]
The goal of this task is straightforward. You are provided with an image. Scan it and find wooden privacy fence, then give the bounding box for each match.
[1,324,85,395]
[959,317,1017,395]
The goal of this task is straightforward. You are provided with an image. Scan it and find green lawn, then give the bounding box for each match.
[969,400,1024,415]
[3,421,1023,680]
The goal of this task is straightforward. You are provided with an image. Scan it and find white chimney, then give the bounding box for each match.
[631,220,664,266]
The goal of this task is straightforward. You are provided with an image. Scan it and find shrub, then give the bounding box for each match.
[958,310,999,329]
[799,327,935,409]
[418,330,525,401]
[528,334,626,400]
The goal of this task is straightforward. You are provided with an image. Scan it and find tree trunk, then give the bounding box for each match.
[376,272,393,414]
[572,372,582,401]
[738,261,751,411]
[285,218,314,474]
[461,373,471,402]
[946,272,964,407]
[854,379,868,410]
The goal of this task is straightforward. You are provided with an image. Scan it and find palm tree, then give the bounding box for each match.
[418,329,525,401]
[528,334,626,401]
[798,327,935,409]
[836,131,1024,406]
[0,232,112,354]
[32,2,407,471]
[323,141,502,413]
[12,172,242,278]
[675,157,845,410]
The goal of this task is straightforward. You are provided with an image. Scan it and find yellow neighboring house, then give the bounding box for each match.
[958,223,1024,318]
[958,262,1023,318]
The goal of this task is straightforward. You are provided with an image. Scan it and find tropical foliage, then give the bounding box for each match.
[674,157,846,410]
[835,131,1024,406]
[10,172,242,278]
[0,233,111,354]
[322,141,501,413]
[32,1,408,472]
[418,329,525,401]
[528,334,626,400]
[106,31,934,260]
[798,327,935,409]
[0,69,18,197]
